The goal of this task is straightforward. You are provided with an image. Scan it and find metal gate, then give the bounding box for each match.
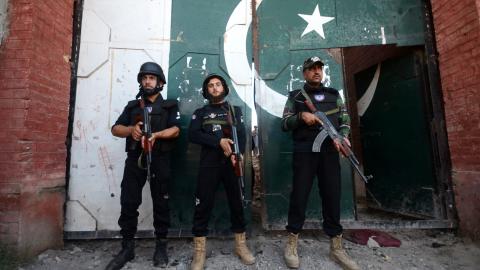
[65,0,255,238]
[255,0,425,229]
[65,0,435,238]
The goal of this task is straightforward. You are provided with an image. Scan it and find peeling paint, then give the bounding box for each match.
[98,146,117,195]
[381,26,386,44]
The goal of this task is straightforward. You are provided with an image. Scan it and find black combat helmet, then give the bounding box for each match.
[202,74,229,99]
[137,62,166,84]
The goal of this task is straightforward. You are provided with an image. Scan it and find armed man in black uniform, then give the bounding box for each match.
[106,62,180,270]
[281,57,360,270]
[188,74,255,270]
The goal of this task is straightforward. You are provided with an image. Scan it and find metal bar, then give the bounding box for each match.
[64,217,456,240]
[265,219,457,231]
[64,228,253,240]
[65,0,84,208]
[421,0,457,222]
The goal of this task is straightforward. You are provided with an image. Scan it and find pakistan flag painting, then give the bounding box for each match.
[66,0,424,236]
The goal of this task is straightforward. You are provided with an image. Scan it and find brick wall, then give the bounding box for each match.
[431,0,480,239]
[0,0,73,257]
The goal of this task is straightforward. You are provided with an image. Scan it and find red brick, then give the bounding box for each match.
[0,223,19,235]
[0,211,20,223]
[453,171,480,239]
[0,193,20,211]
[34,142,65,153]
[0,108,28,119]
[6,118,27,129]
[0,183,21,195]
[0,232,18,245]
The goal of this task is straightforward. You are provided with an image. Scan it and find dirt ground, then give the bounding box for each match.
[18,229,480,270]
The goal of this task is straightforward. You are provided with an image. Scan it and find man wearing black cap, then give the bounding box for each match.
[188,74,255,270]
[281,57,360,270]
[106,62,180,270]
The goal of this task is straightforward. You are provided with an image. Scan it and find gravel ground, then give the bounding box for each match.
[19,229,480,270]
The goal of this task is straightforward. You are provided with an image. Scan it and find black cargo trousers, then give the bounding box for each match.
[118,153,171,239]
[192,159,246,236]
[286,142,343,237]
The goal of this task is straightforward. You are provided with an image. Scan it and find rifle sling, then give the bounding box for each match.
[228,104,237,126]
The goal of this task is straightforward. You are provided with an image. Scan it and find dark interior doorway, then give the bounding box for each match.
[343,45,455,228]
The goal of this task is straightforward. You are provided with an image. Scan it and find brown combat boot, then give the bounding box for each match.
[191,237,206,270]
[330,234,361,270]
[234,232,255,265]
[284,233,299,268]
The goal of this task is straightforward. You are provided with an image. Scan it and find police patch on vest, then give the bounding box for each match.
[212,124,222,132]
[208,113,217,119]
[314,94,325,101]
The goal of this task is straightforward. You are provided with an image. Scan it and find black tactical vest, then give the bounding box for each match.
[291,86,340,143]
[125,98,177,155]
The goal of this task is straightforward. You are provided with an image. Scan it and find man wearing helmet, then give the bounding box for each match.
[188,74,255,270]
[107,62,180,270]
[281,56,360,270]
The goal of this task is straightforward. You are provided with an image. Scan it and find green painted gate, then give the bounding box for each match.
[167,0,427,230]
[167,0,254,234]
[254,0,426,229]
[67,0,433,237]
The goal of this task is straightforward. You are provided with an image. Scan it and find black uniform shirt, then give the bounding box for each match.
[188,102,246,167]
[113,94,180,155]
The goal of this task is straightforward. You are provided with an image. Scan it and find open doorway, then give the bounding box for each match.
[343,45,455,228]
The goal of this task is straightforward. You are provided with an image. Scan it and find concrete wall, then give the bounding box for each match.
[0,0,74,257]
[431,0,480,239]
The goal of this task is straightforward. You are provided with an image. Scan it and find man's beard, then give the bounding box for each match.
[142,85,162,96]
[208,92,226,104]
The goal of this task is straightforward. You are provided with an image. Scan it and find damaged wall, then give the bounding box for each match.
[0,0,74,257]
[430,0,480,239]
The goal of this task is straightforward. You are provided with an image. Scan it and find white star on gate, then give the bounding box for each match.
[298,4,335,39]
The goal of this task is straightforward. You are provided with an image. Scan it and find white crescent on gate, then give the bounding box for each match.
[223,0,287,118]
[223,0,373,118]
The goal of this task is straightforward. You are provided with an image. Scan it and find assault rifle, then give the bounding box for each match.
[304,100,372,184]
[227,107,247,208]
[139,99,153,182]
